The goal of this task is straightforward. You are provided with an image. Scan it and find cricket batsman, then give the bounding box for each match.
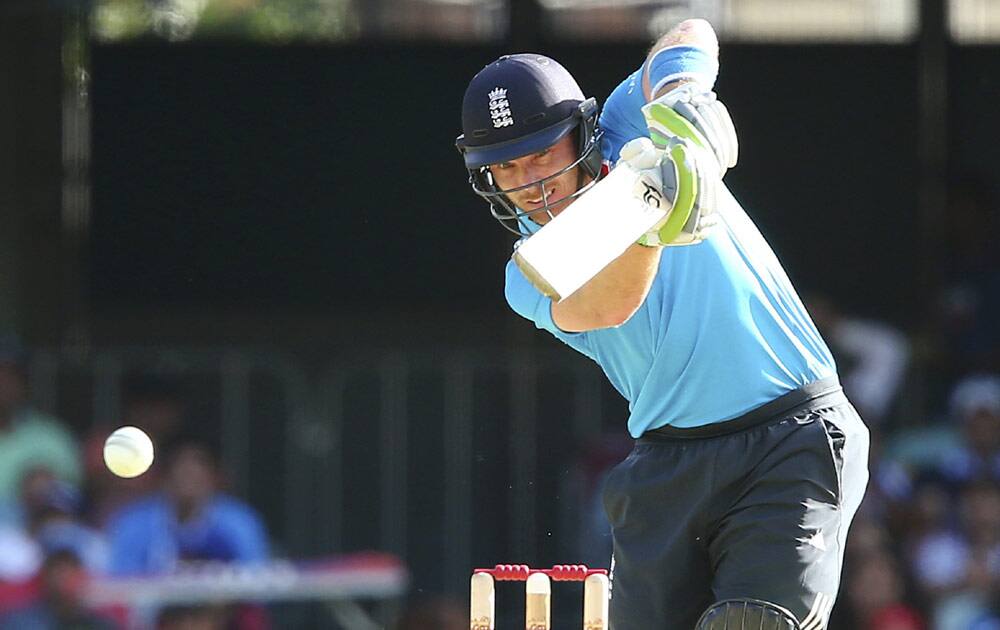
[456,18,870,630]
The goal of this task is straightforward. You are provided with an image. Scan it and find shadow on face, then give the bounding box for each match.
[488,134,588,225]
[165,444,219,510]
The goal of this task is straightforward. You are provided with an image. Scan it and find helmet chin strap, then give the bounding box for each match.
[540,183,553,222]
[575,167,588,198]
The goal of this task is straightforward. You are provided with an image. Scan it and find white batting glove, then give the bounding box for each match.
[642,82,738,178]
[619,136,720,247]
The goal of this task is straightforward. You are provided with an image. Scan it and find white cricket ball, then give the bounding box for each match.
[103,426,155,478]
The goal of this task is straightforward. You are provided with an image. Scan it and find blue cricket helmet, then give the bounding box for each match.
[456,54,604,234]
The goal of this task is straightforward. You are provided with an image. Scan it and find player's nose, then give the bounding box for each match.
[516,166,547,193]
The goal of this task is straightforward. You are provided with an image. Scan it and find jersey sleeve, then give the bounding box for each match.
[504,256,593,354]
[106,503,159,575]
[218,500,270,564]
[599,67,650,165]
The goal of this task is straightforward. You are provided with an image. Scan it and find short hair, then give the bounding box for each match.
[122,372,185,406]
[161,433,223,471]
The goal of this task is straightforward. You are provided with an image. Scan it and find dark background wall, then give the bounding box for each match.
[89,42,988,330]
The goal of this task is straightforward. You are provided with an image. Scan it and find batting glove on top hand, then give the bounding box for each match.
[619,135,721,248]
[641,82,738,178]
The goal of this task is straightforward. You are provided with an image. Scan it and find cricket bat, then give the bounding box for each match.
[512,161,668,302]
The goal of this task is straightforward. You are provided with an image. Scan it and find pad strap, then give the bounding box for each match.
[696,599,800,630]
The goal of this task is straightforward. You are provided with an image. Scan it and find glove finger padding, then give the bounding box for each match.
[667,148,714,246]
[658,142,722,247]
[642,83,739,176]
[619,135,719,248]
[635,138,699,247]
[619,135,661,170]
[713,99,738,168]
[696,97,737,170]
[643,101,711,155]
[620,136,670,213]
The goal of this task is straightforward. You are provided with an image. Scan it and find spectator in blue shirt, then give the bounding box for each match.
[105,439,268,576]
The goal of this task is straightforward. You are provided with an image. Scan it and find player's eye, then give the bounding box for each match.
[495,161,513,170]
[535,149,551,159]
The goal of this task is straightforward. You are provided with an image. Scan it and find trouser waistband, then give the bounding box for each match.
[639,377,845,442]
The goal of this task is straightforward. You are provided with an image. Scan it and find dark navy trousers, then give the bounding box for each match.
[603,379,870,630]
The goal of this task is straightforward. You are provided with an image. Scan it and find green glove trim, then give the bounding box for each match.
[655,141,698,244]
[642,102,709,152]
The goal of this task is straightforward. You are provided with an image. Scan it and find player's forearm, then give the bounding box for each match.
[642,19,720,101]
[551,243,662,332]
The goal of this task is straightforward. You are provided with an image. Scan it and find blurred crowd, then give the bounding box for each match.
[0,176,995,629]
[0,335,271,630]
[825,174,1000,630]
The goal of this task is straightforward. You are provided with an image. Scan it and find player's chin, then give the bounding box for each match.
[520,200,572,226]
[545,195,576,217]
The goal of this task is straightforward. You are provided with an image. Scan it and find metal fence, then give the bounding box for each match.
[28,344,623,600]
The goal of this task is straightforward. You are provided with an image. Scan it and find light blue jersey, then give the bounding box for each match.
[505,66,836,438]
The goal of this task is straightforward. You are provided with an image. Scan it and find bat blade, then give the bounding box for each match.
[512,163,667,302]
